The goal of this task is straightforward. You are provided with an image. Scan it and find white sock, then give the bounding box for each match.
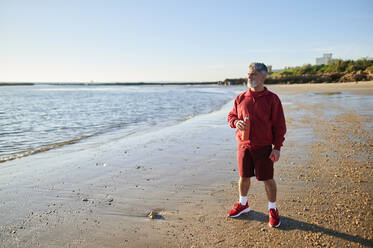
[239,196,247,205]
[268,201,276,210]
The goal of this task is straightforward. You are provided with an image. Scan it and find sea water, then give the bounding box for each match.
[0,84,238,163]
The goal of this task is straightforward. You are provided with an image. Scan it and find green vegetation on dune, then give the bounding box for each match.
[271,58,373,76]
[222,58,373,85]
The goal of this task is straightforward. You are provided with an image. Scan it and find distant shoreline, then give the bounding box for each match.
[0,82,219,86]
[2,78,373,87]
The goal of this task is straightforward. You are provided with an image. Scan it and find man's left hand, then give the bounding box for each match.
[269,149,280,162]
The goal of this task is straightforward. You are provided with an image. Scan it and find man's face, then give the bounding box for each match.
[247,67,266,88]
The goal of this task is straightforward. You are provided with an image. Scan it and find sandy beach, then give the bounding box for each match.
[1,81,372,248]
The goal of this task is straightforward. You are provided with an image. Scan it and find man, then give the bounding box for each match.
[227,62,286,228]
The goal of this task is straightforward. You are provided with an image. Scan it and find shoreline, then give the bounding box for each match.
[0,82,219,86]
[1,80,372,88]
[0,82,372,247]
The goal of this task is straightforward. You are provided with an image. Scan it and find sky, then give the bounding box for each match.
[1,0,373,82]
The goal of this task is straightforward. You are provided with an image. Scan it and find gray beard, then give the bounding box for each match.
[248,80,259,88]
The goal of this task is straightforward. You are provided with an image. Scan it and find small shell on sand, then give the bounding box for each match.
[147,210,164,220]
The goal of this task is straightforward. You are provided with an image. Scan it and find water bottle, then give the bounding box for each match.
[241,116,250,141]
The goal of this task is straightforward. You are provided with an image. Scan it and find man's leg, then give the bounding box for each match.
[238,176,251,205]
[228,176,251,217]
[228,148,253,217]
[263,179,277,202]
[239,176,251,198]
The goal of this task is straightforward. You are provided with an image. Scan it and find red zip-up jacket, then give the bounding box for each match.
[227,87,286,150]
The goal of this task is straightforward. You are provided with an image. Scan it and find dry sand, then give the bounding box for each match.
[0,81,372,247]
[269,80,373,95]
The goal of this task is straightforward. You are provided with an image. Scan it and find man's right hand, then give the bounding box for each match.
[235,120,247,131]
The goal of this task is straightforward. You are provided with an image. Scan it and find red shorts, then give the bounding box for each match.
[237,144,274,181]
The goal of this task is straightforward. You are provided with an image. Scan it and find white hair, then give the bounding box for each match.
[249,62,268,76]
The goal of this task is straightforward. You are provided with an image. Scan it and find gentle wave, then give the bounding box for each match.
[0,135,94,163]
[0,103,222,163]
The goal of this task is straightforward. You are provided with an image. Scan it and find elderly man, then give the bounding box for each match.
[227,62,286,227]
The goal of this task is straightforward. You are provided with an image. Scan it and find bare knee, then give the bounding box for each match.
[263,179,275,185]
[240,177,251,183]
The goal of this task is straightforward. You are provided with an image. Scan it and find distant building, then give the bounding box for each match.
[316,53,333,65]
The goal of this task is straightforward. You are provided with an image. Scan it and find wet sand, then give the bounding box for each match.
[0,81,372,247]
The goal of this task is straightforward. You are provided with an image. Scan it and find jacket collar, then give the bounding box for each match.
[244,87,269,97]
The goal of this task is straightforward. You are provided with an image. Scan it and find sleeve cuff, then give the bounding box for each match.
[274,145,281,151]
